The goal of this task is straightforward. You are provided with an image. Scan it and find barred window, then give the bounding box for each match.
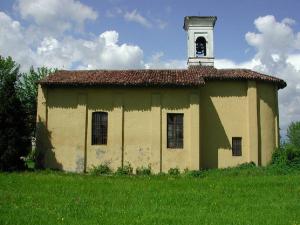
[232,137,242,156]
[92,112,108,145]
[167,113,184,148]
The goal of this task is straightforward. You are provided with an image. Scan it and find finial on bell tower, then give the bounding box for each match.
[183,16,217,67]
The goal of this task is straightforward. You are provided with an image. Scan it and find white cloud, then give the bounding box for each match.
[108,8,167,30]
[215,58,262,70]
[34,32,144,70]
[245,15,300,136]
[282,18,296,26]
[0,12,36,70]
[145,52,186,69]
[245,15,299,73]
[0,11,144,71]
[287,54,300,70]
[100,30,119,46]
[124,9,152,28]
[15,0,97,34]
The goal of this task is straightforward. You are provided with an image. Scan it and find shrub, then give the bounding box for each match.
[270,121,300,169]
[90,164,112,175]
[115,163,133,175]
[285,144,300,167]
[184,170,205,177]
[136,165,151,175]
[168,167,180,176]
[20,148,37,170]
[157,172,167,176]
[183,168,189,173]
[271,145,300,169]
[236,161,256,169]
[271,147,288,166]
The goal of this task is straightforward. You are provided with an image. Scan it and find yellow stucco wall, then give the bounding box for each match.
[36,80,279,173]
[200,81,249,168]
[257,82,278,166]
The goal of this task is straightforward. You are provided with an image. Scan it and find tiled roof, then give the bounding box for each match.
[39,66,286,89]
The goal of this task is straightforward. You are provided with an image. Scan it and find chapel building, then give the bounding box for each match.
[36,16,286,172]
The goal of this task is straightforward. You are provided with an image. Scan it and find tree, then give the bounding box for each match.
[18,66,55,136]
[286,121,300,149]
[0,56,31,171]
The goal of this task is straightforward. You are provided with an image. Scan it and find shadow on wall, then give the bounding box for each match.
[200,82,247,168]
[201,97,231,168]
[36,116,62,170]
[123,88,192,112]
[47,87,78,110]
[204,81,247,97]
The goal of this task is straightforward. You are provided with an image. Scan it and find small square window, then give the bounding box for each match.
[232,137,242,156]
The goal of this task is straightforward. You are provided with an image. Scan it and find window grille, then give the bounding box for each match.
[167,113,184,148]
[232,137,242,156]
[92,112,108,145]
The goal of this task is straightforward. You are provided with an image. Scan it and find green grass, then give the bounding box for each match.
[1,168,300,225]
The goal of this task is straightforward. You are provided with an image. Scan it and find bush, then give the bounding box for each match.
[136,165,151,175]
[20,148,37,170]
[115,163,133,175]
[184,170,205,177]
[168,167,180,176]
[157,172,167,176]
[270,121,300,169]
[285,144,300,167]
[89,164,112,175]
[271,147,288,166]
[236,161,256,169]
[271,145,300,169]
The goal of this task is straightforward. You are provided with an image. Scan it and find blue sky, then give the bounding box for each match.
[1,0,299,63]
[0,0,300,134]
[85,0,300,63]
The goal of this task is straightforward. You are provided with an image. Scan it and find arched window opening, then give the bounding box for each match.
[195,36,207,56]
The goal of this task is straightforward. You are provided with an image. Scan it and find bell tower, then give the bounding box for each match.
[184,16,217,67]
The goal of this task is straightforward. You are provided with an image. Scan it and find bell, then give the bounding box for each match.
[195,37,206,56]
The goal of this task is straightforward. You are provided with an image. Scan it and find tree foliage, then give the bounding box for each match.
[286,121,300,149]
[18,66,55,136]
[0,56,31,171]
[272,121,300,168]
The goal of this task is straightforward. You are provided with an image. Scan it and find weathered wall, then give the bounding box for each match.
[36,87,83,171]
[161,90,196,172]
[37,86,198,173]
[46,89,86,171]
[85,90,119,170]
[36,80,279,172]
[123,91,152,170]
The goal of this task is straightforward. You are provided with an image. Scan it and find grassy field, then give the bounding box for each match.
[1,168,300,225]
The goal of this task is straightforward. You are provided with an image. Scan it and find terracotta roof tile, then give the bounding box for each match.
[39,66,286,89]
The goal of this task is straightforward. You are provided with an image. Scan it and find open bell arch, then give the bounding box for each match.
[195,36,207,56]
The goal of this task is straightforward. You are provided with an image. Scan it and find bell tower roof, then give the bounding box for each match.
[183,16,217,30]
